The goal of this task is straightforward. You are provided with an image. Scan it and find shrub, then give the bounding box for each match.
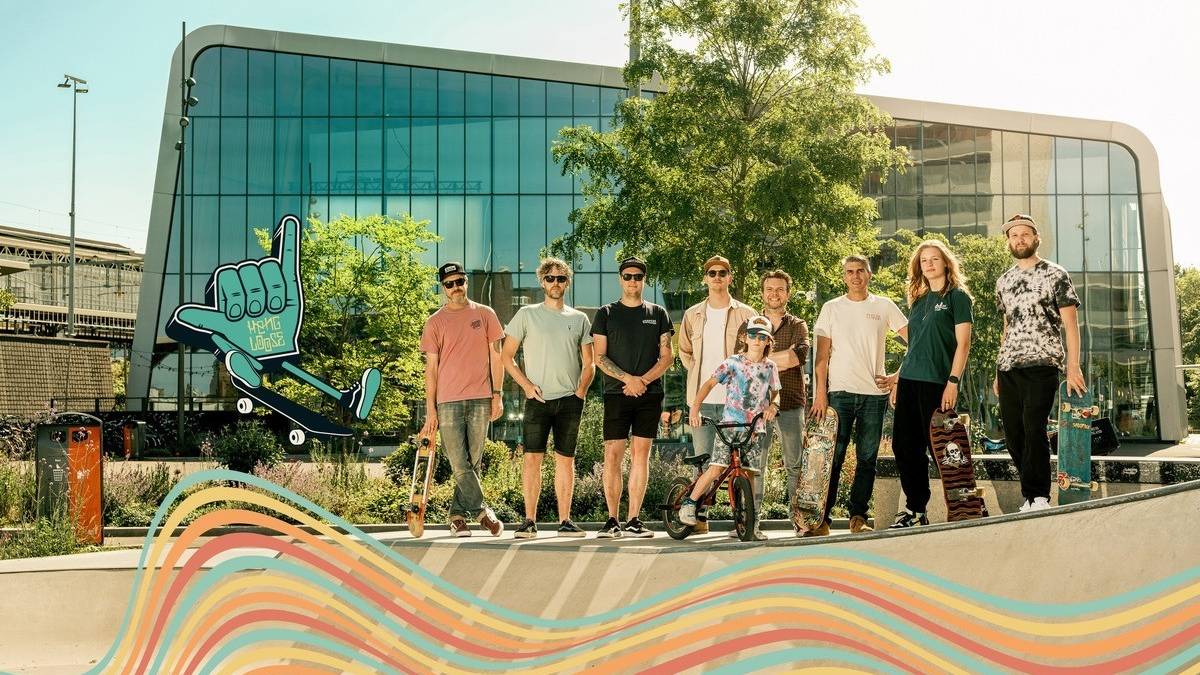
[0,515,88,560]
[102,461,182,527]
[211,420,286,474]
[0,453,35,526]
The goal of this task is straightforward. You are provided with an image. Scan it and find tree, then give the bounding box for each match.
[1176,265,1200,429]
[257,214,440,438]
[551,0,906,299]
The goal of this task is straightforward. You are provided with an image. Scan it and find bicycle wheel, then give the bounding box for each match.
[662,476,695,540]
[731,475,756,542]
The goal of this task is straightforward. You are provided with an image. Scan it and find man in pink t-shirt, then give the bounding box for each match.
[420,261,506,537]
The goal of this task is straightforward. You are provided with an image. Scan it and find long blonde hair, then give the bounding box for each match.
[907,240,972,305]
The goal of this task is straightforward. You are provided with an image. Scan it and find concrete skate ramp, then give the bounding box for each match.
[2,480,1199,674]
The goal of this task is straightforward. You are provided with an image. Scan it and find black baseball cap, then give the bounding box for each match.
[438,261,466,282]
[618,256,647,274]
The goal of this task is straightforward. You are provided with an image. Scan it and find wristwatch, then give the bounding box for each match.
[492,389,503,395]
[947,375,960,385]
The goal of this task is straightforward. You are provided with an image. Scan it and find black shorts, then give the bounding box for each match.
[522,395,585,457]
[603,392,664,441]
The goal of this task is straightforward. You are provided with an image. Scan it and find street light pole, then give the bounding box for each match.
[57,74,88,337]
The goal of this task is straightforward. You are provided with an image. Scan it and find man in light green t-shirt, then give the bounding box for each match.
[501,257,596,538]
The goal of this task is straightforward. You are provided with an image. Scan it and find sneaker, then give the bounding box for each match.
[752,527,768,541]
[679,499,698,526]
[514,518,537,539]
[557,519,586,537]
[450,517,471,538]
[802,520,830,537]
[850,515,874,533]
[597,516,623,538]
[728,528,739,539]
[1018,499,1032,513]
[624,517,654,538]
[888,510,929,529]
[1028,497,1051,511]
[478,507,504,537]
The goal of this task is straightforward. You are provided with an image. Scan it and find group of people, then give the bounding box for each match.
[418,213,1084,538]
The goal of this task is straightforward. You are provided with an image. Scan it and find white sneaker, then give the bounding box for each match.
[1029,497,1051,511]
[679,501,698,525]
[1018,500,1031,513]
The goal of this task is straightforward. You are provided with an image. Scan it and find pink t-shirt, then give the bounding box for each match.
[420,300,504,404]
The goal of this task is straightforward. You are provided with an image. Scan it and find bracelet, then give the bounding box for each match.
[492,389,503,395]
[947,375,960,385]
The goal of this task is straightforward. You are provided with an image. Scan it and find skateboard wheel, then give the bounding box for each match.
[1061,402,1071,413]
[1057,474,1071,490]
[237,398,253,414]
[288,429,306,445]
[1089,481,1099,492]
[1090,406,1100,416]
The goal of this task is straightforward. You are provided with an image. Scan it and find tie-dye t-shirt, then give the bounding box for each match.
[712,354,782,432]
[995,259,1080,372]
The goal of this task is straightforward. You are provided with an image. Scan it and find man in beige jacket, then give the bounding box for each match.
[677,255,759,535]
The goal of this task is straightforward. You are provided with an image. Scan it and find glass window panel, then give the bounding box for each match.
[247,118,273,194]
[1055,195,1084,271]
[1084,195,1110,271]
[329,118,356,194]
[975,128,997,194]
[439,118,465,193]
[438,70,465,116]
[357,195,382,218]
[1029,195,1054,257]
[1082,140,1108,194]
[220,48,248,117]
[979,194,1002,235]
[1054,137,1082,194]
[1030,134,1056,194]
[307,196,327,223]
[302,117,329,195]
[384,117,411,193]
[411,196,438,268]
[1110,196,1142,272]
[547,195,573,245]
[275,196,304,225]
[493,76,519,116]
[520,79,546,116]
[246,50,274,116]
[358,117,383,193]
[190,117,220,195]
[411,118,438,193]
[947,125,974,195]
[219,118,247,194]
[386,195,411,220]
[329,59,356,116]
[600,243,622,273]
[874,197,896,236]
[411,68,437,116]
[219,196,247,262]
[894,121,921,195]
[191,197,220,273]
[191,48,221,117]
[1110,144,1138,194]
[384,65,410,117]
[1001,131,1028,194]
[896,196,919,234]
[464,118,491,194]
[520,196,546,267]
[302,56,329,116]
[547,82,572,116]
[1083,274,1111,351]
[547,117,573,194]
[494,118,519,193]
[520,118,547,193]
[573,85,600,117]
[357,62,383,116]
[600,87,622,115]
[247,196,274,251]
[493,196,520,273]
[949,195,979,232]
[329,196,355,220]
[921,123,949,195]
[921,196,950,235]
[275,118,301,194]
[571,272,600,314]
[464,196,490,269]
[465,73,491,116]
[275,53,301,116]
[1004,195,1031,222]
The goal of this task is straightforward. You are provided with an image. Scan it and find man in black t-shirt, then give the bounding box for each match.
[591,256,675,538]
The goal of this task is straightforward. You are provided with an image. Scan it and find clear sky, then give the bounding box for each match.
[2,0,1196,267]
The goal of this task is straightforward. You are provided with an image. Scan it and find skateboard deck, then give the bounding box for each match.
[793,407,837,533]
[235,384,353,445]
[405,431,437,537]
[1057,382,1099,505]
[929,409,984,521]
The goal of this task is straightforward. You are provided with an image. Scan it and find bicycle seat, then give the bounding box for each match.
[682,453,710,467]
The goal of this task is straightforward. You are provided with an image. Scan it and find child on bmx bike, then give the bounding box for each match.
[678,315,781,540]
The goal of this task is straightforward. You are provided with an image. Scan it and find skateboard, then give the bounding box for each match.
[1056,381,1099,505]
[404,431,438,537]
[929,408,985,521]
[235,384,353,445]
[793,407,838,533]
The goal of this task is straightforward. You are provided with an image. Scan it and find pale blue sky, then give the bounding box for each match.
[2,0,1196,265]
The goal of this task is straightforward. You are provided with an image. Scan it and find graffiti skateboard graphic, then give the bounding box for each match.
[166,214,381,444]
[1057,381,1099,505]
[929,409,985,521]
[793,407,837,533]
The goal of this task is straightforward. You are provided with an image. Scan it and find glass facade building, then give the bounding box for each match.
[130,27,1185,442]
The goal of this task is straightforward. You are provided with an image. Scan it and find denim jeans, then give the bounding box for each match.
[437,398,491,519]
[764,407,805,517]
[826,391,888,521]
[689,403,725,474]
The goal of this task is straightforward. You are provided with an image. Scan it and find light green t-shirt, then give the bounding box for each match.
[504,303,594,400]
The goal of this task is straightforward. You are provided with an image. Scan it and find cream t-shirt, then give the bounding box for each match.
[813,294,907,396]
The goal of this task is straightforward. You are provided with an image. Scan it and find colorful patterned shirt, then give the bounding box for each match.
[995,259,1080,372]
[712,354,782,433]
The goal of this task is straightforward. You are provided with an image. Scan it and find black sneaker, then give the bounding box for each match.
[557,519,586,538]
[597,516,623,538]
[888,510,929,529]
[623,517,654,538]
[514,518,538,539]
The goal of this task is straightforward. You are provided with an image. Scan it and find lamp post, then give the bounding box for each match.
[57,74,88,337]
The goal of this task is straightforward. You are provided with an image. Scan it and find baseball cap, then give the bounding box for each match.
[746,315,773,337]
[438,261,466,282]
[1002,214,1038,236]
[618,256,647,274]
[702,255,730,273]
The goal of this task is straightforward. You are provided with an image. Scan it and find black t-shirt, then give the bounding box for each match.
[591,300,674,395]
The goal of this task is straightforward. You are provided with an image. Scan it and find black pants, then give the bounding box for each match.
[891,377,945,513]
[998,366,1060,501]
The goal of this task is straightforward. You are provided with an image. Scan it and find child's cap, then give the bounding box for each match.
[746,315,772,337]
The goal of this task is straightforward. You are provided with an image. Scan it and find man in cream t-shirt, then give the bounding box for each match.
[807,254,908,536]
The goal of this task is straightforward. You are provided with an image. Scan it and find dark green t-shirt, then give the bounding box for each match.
[899,286,973,384]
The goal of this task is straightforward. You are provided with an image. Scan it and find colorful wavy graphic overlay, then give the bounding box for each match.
[8,469,1199,675]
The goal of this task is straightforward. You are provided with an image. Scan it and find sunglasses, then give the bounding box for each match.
[706,269,729,278]
[543,275,569,284]
[442,278,466,289]
[747,332,770,341]
[621,273,645,282]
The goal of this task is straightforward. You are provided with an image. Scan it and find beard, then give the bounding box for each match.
[1009,238,1040,259]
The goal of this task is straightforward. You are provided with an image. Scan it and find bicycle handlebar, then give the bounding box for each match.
[699,411,766,448]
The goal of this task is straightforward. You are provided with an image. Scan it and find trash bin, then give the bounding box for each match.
[36,413,104,544]
[123,420,146,460]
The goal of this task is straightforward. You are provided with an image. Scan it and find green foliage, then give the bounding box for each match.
[1177,265,1200,429]
[256,213,440,438]
[551,0,905,300]
[0,288,14,313]
[102,462,181,527]
[0,453,35,525]
[211,419,286,474]
[0,517,87,560]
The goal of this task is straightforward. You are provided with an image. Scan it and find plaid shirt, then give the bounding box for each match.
[736,313,810,410]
